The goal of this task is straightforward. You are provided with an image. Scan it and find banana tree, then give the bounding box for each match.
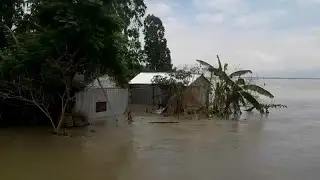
[197,55,275,117]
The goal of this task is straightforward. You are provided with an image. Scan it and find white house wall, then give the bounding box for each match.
[75,88,128,119]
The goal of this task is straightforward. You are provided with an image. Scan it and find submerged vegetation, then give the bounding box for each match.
[151,68,195,116]
[197,55,276,118]
[153,56,286,119]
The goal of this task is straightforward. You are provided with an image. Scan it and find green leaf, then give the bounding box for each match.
[262,104,287,109]
[223,63,228,72]
[242,84,274,98]
[229,70,252,78]
[238,93,247,106]
[216,55,222,70]
[196,59,215,71]
[240,91,264,113]
[245,107,255,112]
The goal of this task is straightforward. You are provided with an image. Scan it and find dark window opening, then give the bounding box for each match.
[96,101,107,112]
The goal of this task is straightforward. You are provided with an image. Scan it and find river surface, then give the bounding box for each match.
[1,79,320,180]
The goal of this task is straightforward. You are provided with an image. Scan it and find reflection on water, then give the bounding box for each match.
[1,79,320,180]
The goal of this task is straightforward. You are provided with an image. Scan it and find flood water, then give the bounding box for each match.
[1,79,320,180]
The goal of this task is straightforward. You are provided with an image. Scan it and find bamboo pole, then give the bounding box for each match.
[97,78,118,122]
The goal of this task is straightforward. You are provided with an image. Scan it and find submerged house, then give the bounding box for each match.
[128,72,210,112]
[75,75,128,120]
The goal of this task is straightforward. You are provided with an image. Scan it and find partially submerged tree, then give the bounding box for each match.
[246,104,288,114]
[151,66,209,117]
[197,55,285,119]
[152,69,191,115]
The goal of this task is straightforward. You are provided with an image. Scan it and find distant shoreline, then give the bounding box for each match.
[243,77,320,80]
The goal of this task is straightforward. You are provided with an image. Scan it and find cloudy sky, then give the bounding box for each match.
[145,0,320,77]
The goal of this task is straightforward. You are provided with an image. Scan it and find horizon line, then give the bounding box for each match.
[243,77,320,79]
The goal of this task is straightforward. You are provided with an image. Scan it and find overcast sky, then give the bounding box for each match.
[145,0,320,77]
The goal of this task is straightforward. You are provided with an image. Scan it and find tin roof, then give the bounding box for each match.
[129,72,204,85]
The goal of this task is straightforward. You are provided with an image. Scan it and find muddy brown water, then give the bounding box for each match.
[1,79,320,180]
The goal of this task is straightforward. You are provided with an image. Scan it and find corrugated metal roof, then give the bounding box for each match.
[129,72,203,85]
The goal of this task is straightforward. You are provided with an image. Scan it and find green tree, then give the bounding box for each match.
[0,0,139,131]
[111,0,147,79]
[144,14,172,72]
[197,55,275,118]
[0,0,25,48]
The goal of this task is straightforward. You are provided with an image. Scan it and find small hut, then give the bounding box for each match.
[74,75,128,120]
[128,72,210,113]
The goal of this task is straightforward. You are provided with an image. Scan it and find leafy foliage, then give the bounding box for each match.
[152,69,192,90]
[0,0,25,48]
[197,55,281,118]
[151,68,197,116]
[242,84,274,98]
[110,0,147,79]
[144,14,172,72]
[246,104,288,113]
[229,70,252,78]
[0,0,147,128]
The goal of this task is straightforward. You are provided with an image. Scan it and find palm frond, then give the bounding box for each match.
[239,93,247,106]
[229,70,252,78]
[206,64,234,86]
[1,23,20,47]
[245,107,255,111]
[262,104,287,109]
[220,71,235,86]
[196,59,214,71]
[242,84,274,98]
[240,91,264,113]
[216,55,222,70]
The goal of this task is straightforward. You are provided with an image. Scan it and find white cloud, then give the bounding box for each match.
[195,13,224,23]
[294,0,320,7]
[296,0,320,4]
[145,1,320,76]
[146,1,172,17]
[234,10,287,28]
[165,24,320,72]
[194,0,244,13]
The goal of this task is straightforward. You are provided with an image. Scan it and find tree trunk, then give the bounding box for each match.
[55,99,69,133]
[206,72,213,109]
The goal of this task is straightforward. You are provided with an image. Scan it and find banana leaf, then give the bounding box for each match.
[242,84,274,98]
